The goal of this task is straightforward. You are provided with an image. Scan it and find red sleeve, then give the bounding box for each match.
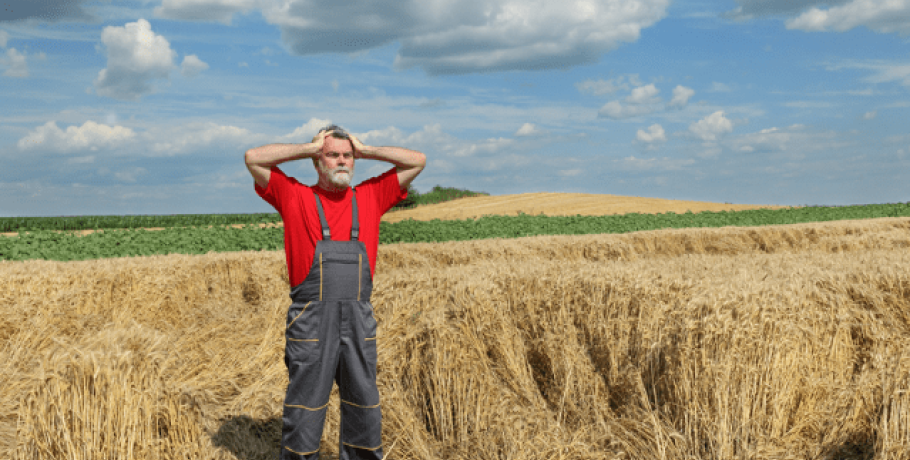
[358,166,408,215]
[254,165,292,216]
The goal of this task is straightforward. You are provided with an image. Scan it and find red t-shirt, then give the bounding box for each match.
[254,166,407,288]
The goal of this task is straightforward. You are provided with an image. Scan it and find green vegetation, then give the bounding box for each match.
[2,202,909,263]
[0,185,487,233]
[390,184,490,211]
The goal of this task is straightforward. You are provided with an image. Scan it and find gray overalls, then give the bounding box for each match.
[281,187,383,460]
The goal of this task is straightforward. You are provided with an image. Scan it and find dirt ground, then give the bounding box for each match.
[1,192,796,238]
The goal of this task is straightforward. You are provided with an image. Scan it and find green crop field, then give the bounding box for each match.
[2,201,909,263]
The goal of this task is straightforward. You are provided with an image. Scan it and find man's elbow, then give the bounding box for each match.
[245,149,258,164]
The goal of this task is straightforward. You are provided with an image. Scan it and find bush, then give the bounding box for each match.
[392,184,421,210]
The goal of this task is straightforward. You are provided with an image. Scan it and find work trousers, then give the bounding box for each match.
[281,298,383,460]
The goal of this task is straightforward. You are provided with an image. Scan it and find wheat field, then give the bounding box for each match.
[3,212,910,459]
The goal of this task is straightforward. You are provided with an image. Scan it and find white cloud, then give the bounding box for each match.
[689,110,733,141]
[598,83,662,119]
[786,1,910,34]
[0,30,8,48]
[94,19,177,101]
[253,0,671,75]
[636,123,666,145]
[863,110,877,120]
[356,124,458,151]
[2,48,28,77]
[17,121,137,153]
[180,54,209,77]
[725,124,850,161]
[331,79,339,91]
[626,83,660,104]
[827,60,910,87]
[515,123,542,137]
[149,122,256,155]
[279,118,334,143]
[668,85,695,109]
[155,0,263,26]
[599,100,658,119]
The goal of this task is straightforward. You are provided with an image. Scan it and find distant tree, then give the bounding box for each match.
[392,184,420,210]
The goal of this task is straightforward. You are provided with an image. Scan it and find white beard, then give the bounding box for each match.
[318,162,354,190]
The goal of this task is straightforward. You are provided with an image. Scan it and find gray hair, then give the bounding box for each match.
[318,124,350,140]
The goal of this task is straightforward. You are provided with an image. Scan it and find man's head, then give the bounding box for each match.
[313,124,355,192]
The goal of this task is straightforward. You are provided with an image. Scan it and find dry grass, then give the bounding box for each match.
[3,216,910,459]
[382,192,795,223]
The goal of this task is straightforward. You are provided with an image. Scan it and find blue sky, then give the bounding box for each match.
[1,0,909,217]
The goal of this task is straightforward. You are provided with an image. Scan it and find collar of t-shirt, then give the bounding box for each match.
[314,185,350,201]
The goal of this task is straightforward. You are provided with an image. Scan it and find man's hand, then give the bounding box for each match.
[310,129,332,154]
[349,134,368,160]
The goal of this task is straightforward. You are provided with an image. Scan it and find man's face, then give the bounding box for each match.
[316,135,355,189]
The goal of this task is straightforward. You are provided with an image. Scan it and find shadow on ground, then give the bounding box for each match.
[211,415,341,460]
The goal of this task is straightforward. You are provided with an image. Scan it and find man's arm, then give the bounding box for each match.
[244,132,328,189]
[350,136,426,190]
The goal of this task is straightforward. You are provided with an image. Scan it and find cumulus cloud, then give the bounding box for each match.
[725,124,844,158]
[515,123,543,137]
[598,83,663,119]
[636,123,666,145]
[599,101,658,119]
[786,1,910,34]
[149,122,255,155]
[2,47,28,77]
[94,19,177,101]
[626,84,660,104]
[668,85,695,109]
[279,118,334,143]
[155,0,262,25]
[0,0,96,22]
[689,110,733,141]
[180,54,209,77]
[247,0,668,75]
[18,121,136,153]
[356,124,458,150]
[722,0,852,20]
[724,0,910,35]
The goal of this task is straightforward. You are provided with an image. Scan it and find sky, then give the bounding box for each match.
[1,0,909,218]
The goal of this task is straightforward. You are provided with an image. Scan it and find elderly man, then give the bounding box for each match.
[245,124,426,460]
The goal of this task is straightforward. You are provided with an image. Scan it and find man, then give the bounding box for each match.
[244,124,426,460]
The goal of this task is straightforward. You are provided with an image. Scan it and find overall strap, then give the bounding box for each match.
[312,187,361,241]
[351,188,360,241]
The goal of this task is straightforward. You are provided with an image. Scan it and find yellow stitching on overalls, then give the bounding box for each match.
[288,338,318,342]
[284,445,320,455]
[342,441,382,451]
[358,253,362,301]
[285,400,331,411]
[287,301,312,329]
[365,337,376,341]
[319,252,323,301]
[341,399,380,409]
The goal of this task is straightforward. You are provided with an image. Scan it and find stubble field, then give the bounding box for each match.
[2,194,909,459]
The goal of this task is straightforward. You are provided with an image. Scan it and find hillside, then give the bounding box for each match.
[381,192,795,223]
